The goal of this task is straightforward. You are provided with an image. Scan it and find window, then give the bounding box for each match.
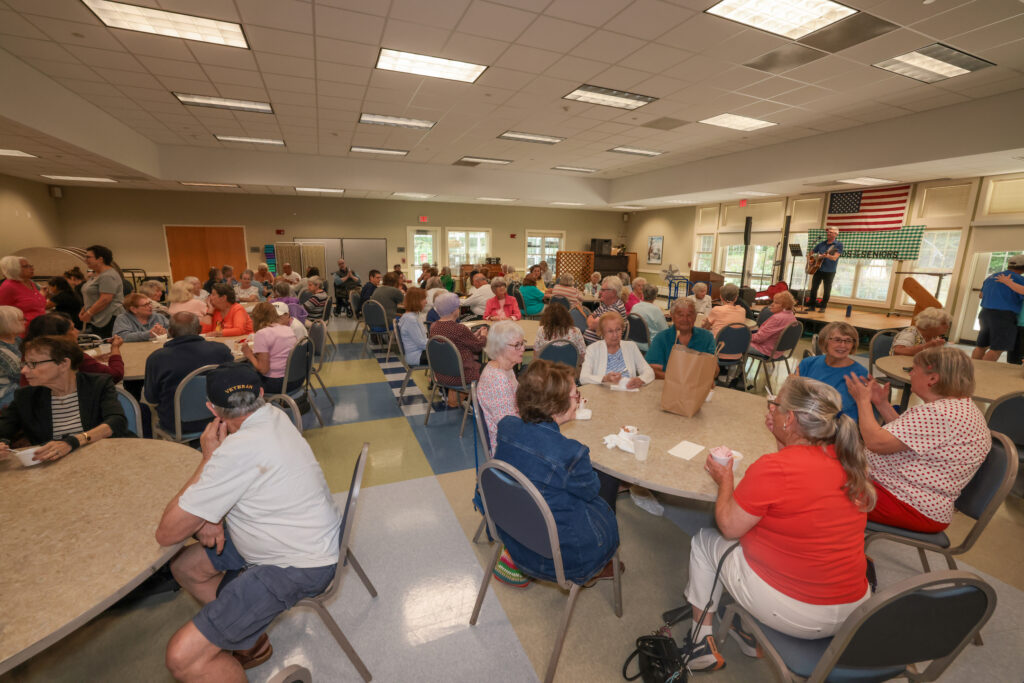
[694,235,714,271]
[412,232,435,266]
[447,230,490,270]
[526,231,563,268]
[717,243,775,289]
[719,245,745,285]
[899,229,962,306]
[749,244,776,291]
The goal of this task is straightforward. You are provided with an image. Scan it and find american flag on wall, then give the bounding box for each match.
[826,185,911,231]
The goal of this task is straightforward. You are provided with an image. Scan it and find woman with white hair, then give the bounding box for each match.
[168,281,209,318]
[584,271,602,297]
[478,320,525,448]
[234,269,261,303]
[549,273,582,309]
[253,262,274,292]
[0,306,24,408]
[430,292,489,407]
[584,276,627,344]
[183,275,208,301]
[624,277,644,313]
[302,276,329,319]
[483,277,521,321]
[686,282,713,316]
[0,254,46,331]
[890,307,951,356]
[581,312,654,388]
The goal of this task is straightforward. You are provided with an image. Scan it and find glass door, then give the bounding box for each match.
[526,232,563,269]
[407,227,440,269]
[959,250,1024,342]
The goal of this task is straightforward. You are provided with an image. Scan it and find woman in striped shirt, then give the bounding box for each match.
[0,336,129,464]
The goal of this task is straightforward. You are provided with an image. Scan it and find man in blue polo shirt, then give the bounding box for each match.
[973,254,1024,362]
[646,298,716,379]
[805,228,843,312]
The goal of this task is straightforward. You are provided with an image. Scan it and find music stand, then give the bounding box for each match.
[788,244,804,309]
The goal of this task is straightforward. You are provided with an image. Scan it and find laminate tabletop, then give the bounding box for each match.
[875,354,1024,403]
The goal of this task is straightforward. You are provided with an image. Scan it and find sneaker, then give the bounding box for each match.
[683,634,725,672]
[493,549,531,588]
[728,618,762,659]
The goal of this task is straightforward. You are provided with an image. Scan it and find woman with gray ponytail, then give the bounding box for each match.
[681,375,874,672]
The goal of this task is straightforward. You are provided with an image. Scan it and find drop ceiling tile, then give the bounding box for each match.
[782,54,858,84]
[380,18,450,55]
[732,99,792,118]
[187,42,258,70]
[632,74,691,97]
[545,0,631,28]
[157,76,219,95]
[364,86,413,105]
[315,37,379,67]
[494,44,561,73]
[317,95,360,112]
[703,29,789,66]
[603,0,693,41]
[198,65,262,88]
[913,1,1024,41]
[238,0,313,34]
[440,32,509,64]
[570,29,645,64]
[318,63,372,86]
[457,0,537,42]
[544,55,607,81]
[216,84,271,101]
[951,13,1024,53]
[514,15,593,52]
[865,0,972,26]
[58,79,124,98]
[26,15,124,51]
[703,65,769,91]
[29,59,102,81]
[592,65,653,90]
[768,84,833,106]
[0,35,78,62]
[0,9,49,39]
[317,79,365,99]
[316,6,386,45]
[836,28,934,65]
[263,72,315,94]
[254,53,315,79]
[116,85,179,103]
[663,53,732,82]
[952,74,1024,99]
[65,45,145,71]
[94,67,163,88]
[619,42,691,74]
[136,55,203,79]
[244,26,314,59]
[738,76,802,99]
[389,0,470,30]
[977,39,1024,71]
[266,89,316,106]
[475,66,536,90]
[890,89,971,112]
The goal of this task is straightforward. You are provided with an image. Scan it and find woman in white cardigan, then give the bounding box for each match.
[581,311,655,388]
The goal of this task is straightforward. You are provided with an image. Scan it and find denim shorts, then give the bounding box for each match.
[193,532,336,651]
[978,308,1018,351]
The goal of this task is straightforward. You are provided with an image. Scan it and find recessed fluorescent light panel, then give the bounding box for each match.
[551,202,584,206]
[0,149,37,157]
[563,84,656,110]
[552,165,598,174]
[459,156,511,165]
[615,205,644,210]
[350,146,408,156]
[81,0,248,48]
[180,182,239,188]
[699,113,777,131]
[738,191,777,197]
[392,192,435,199]
[41,175,115,182]
[476,197,516,202]
[837,177,896,186]
[705,0,856,40]
[498,131,564,145]
[609,146,662,157]
[359,113,435,130]
[874,43,992,83]
[296,187,345,194]
[376,48,486,83]
[215,135,284,145]
[174,93,271,114]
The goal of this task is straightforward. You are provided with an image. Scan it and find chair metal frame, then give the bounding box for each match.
[392,316,428,401]
[868,328,909,406]
[114,384,143,436]
[305,321,337,406]
[267,394,303,432]
[713,322,752,387]
[140,363,219,442]
[348,290,365,343]
[715,570,996,683]
[470,459,622,683]
[470,381,493,544]
[536,339,580,368]
[745,321,803,394]
[423,335,472,437]
[361,300,395,362]
[272,337,325,427]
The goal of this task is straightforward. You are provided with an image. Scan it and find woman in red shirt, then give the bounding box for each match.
[482,278,521,321]
[201,283,253,337]
[682,375,875,671]
[0,255,47,331]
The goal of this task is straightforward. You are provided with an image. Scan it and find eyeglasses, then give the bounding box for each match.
[22,358,56,370]
[829,337,856,345]
[507,340,525,349]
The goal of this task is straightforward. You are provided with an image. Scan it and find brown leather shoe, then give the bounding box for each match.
[584,560,625,587]
[232,633,273,670]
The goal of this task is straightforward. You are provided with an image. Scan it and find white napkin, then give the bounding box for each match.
[609,377,639,392]
[602,429,636,453]
[575,408,592,420]
[667,440,704,461]
[705,390,714,402]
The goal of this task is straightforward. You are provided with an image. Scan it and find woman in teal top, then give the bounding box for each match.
[795,321,869,421]
[520,275,545,316]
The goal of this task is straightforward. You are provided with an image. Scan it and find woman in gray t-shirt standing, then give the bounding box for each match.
[79,245,125,339]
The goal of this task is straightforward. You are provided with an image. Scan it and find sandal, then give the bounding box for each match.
[232,633,273,670]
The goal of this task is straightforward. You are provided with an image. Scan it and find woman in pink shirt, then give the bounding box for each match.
[483,278,521,321]
[749,291,797,357]
[0,255,47,331]
[702,283,747,337]
[240,302,298,394]
[167,280,209,318]
[625,277,646,313]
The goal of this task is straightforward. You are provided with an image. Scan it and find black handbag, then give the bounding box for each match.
[622,633,686,683]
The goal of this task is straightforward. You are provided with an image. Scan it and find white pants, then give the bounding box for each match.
[684,529,870,639]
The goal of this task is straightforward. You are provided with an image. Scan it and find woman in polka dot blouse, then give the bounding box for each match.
[845,346,991,533]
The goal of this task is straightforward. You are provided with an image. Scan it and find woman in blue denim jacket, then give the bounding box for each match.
[493,359,620,585]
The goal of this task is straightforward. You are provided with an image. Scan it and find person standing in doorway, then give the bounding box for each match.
[973,254,1024,362]
[806,228,843,312]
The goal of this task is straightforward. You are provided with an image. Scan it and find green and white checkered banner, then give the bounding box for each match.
[809,225,926,261]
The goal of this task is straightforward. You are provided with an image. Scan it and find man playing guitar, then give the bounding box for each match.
[805,228,843,312]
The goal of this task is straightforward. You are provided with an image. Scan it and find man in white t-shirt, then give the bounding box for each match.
[157,364,340,680]
[279,262,301,287]
[462,272,493,317]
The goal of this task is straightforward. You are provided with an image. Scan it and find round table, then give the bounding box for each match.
[90,335,247,381]
[0,439,200,674]
[561,381,777,501]
[874,354,1024,403]
[464,319,541,349]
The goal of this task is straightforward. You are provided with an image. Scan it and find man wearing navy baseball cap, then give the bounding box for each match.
[156,363,340,680]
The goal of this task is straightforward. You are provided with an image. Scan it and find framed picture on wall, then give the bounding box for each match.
[647,236,663,265]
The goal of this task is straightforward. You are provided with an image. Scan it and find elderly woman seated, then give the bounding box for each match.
[519,275,545,316]
[581,312,654,388]
[0,336,131,463]
[584,271,602,297]
[240,303,300,394]
[645,298,717,379]
[0,306,24,408]
[796,321,868,421]
[24,312,124,384]
[183,275,208,302]
[549,274,582,309]
[302,276,329,319]
[625,277,647,313]
[483,277,521,321]
[112,292,169,342]
[749,290,797,357]
[430,292,488,407]
[270,280,307,323]
[477,320,525,448]
[139,280,169,315]
[686,282,713,316]
[168,280,209,318]
[845,346,991,533]
[890,307,951,356]
[629,284,669,353]
[535,301,586,359]
[584,276,627,344]
[702,283,746,337]
[682,375,874,671]
[491,359,621,588]
[397,287,429,365]
[234,269,262,303]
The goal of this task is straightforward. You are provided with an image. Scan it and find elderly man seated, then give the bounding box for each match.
[112,292,169,341]
[583,276,627,344]
[157,364,341,681]
[645,298,716,379]
[686,282,713,316]
[143,313,234,435]
[463,272,493,317]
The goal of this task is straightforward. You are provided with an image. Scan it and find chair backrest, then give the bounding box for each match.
[320,297,332,322]
[771,321,803,360]
[625,313,649,344]
[570,307,589,334]
[537,339,579,368]
[321,443,369,601]
[362,299,390,332]
[513,289,526,313]
[478,459,567,586]
[348,290,361,317]
[714,322,751,358]
[955,430,1018,526]
[173,364,219,438]
[984,392,1024,451]
[115,385,142,436]
[267,394,303,432]
[280,337,313,398]
[307,320,328,364]
[470,382,492,459]
[549,295,570,310]
[756,306,774,326]
[810,333,821,356]
[393,316,411,368]
[426,335,469,390]
[869,328,900,375]
[814,570,995,681]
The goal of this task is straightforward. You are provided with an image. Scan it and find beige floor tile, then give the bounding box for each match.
[317,358,386,386]
[306,418,434,491]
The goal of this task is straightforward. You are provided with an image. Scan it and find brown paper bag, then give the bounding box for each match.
[661,343,719,417]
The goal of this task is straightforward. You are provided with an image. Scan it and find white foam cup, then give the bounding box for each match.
[633,435,651,462]
[15,447,41,467]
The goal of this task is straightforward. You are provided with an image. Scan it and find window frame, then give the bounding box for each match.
[445,227,493,271]
[693,233,715,272]
[525,230,566,270]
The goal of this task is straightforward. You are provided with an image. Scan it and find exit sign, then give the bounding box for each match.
[738,199,748,207]
[418,215,429,223]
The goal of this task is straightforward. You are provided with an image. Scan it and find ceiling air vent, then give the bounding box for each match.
[642,117,688,131]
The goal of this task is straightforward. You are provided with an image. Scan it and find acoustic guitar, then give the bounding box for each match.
[806,246,838,275]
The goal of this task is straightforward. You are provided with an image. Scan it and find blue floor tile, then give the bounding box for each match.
[300,382,404,429]
[406,409,482,476]
[326,342,374,361]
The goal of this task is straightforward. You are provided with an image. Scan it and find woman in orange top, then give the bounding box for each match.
[702,283,747,337]
[201,283,253,337]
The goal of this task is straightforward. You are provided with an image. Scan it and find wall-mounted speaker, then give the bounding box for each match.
[49,185,63,199]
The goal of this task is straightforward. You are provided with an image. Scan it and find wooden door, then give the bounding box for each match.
[165,226,247,282]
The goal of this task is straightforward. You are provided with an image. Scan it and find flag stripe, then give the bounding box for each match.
[827,184,910,230]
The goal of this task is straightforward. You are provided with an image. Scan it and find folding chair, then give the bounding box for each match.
[267,394,303,432]
[549,295,571,311]
[115,384,143,436]
[470,381,494,544]
[393,317,428,401]
[141,363,219,443]
[306,321,336,402]
[470,459,622,683]
[423,336,472,437]
[272,338,325,427]
[713,322,751,389]
[361,300,395,362]
[745,321,803,394]
[536,340,579,368]
[348,290,365,343]
[756,305,774,327]
[625,313,649,346]
[715,570,996,683]
[985,391,1024,496]
[570,307,589,335]
[870,328,910,408]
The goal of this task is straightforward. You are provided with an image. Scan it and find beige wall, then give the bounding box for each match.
[624,206,697,286]
[48,184,625,276]
[0,173,61,253]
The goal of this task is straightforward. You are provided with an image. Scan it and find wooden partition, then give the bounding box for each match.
[555,251,595,289]
[165,226,247,282]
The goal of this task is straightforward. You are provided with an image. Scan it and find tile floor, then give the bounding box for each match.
[3,318,1023,682]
